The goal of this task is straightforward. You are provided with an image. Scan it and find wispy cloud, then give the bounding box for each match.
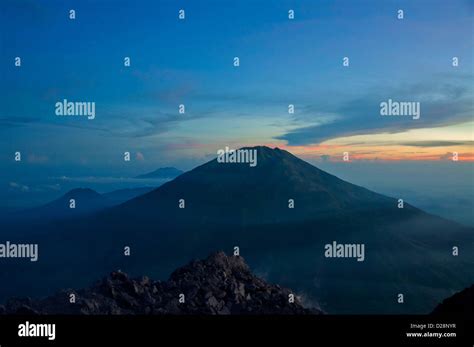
[8,182,30,192]
[400,140,474,147]
[277,74,473,146]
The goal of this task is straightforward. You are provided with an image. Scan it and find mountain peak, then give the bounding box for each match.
[213,145,306,169]
[120,145,397,224]
[239,145,291,156]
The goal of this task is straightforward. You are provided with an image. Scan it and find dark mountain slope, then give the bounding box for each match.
[102,187,155,205]
[1,146,472,314]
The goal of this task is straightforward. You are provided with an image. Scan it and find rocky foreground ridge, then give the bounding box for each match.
[0,252,322,315]
[432,284,474,316]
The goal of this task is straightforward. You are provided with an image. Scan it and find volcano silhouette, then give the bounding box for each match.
[115,146,402,224]
[2,146,473,314]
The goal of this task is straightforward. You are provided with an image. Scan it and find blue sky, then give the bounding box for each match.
[0,0,473,223]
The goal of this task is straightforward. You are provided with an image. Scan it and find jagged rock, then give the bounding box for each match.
[432,284,474,316]
[2,252,323,315]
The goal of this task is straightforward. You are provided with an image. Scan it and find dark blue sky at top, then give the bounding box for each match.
[1,1,472,154]
[1,0,472,158]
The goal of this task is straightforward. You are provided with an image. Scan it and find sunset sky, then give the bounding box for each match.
[283,121,473,162]
[1,0,472,167]
[0,0,473,223]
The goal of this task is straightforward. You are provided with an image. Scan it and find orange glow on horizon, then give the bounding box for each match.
[271,144,474,162]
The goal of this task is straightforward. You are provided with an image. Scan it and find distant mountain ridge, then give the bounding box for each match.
[12,188,111,221]
[135,167,183,179]
[2,146,473,315]
[7,187,156,222]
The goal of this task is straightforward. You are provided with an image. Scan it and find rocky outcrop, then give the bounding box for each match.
[0,252,322,315]
[432,284,474,316]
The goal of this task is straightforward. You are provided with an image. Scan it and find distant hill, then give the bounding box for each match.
[12,188,112,221]
[1,252,322,315]
[8,187,156,222]
[2,146,473,314]
[135,167,183,179]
